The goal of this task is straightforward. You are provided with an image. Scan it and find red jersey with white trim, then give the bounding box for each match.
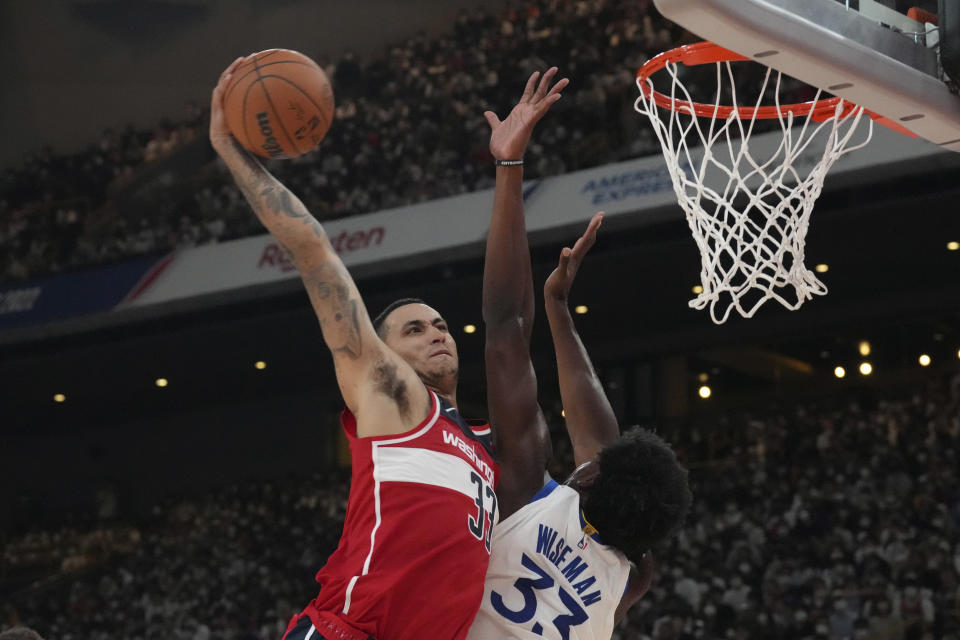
[303,390,500,640]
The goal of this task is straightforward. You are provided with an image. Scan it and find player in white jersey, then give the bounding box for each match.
[469,69,692,640]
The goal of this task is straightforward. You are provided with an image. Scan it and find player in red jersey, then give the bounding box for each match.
[210,58,499,640]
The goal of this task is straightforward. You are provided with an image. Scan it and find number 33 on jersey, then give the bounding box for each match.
[467,480,631,640]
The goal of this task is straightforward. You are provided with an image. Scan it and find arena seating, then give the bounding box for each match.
[0,0,685,284]
[4,373,958,639]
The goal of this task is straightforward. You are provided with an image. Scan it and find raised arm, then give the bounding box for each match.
[543,213,621,466]
[209,58,429,435]
[482,69,567,336]
[482,69,567,517]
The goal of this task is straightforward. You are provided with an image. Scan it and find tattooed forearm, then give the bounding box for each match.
[229,141,326,241]
[277,240,294,260]
[261,186,303,219]
[305,262,363,359]
[258,185,325,239]
[331,298,362,359]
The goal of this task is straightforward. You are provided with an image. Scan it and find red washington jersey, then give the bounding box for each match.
[303,390,500,640]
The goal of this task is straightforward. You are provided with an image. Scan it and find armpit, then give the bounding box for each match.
[371,358,411,420]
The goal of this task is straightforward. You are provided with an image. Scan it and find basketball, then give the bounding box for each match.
[223,49,335,159]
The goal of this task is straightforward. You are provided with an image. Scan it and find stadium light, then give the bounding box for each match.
[155,378,169,388]
[918,354,931,367]
[463,324,477,334]
[858,362,872,376]
[948,241,959,251]
[697,372,709,382]
[53,393,66,403]
[858,341,871,356]
[814,263,829,273]
[574,305,588,315]
[698,385,712,399]
[692,285,704,294]
[255,361,267,370]
[834,366,846,379]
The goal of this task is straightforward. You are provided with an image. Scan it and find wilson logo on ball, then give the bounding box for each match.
[224,49,335,159]
[255,112,284,158]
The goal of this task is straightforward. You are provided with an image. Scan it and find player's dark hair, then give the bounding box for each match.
[0,628,45,640]
[373,298,427,338]
[581,428,691,566]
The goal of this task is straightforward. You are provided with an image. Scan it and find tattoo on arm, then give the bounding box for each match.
[231,143,325,240]
[260,185,326,239]
[261,186,303,219]
[235,147,270,202]
[304,263,363,359]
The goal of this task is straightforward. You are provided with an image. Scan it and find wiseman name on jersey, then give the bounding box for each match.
[535,524,602,606]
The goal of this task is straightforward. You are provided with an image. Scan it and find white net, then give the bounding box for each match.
[635,57,874,324]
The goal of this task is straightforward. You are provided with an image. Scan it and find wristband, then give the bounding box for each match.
[495,158,524,166]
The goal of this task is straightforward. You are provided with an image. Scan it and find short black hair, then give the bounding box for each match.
[373,297,426,338]
[582,428,691,566]
[0,628,45,640]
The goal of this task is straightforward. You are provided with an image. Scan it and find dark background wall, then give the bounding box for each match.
[2,388,345,527]
[0,0,503,168]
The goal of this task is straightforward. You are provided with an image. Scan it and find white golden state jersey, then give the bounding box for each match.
[467,480,631,640]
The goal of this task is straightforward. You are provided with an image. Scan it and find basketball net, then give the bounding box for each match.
[634,44,874,324]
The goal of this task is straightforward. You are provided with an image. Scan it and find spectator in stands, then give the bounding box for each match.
[3,373,959,639]
[0,0,687,283]
[0,628,45,640]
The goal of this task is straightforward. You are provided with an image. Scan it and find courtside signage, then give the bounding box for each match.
[98,127,960,310]
[1,126,950,329]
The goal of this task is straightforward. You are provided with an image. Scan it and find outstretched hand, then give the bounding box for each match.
[484,67,569,161]
[209,56,248,152]
[544,212,602,302]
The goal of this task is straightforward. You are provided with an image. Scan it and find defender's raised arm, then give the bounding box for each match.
[543,213,621,465]
[482,68,567,517]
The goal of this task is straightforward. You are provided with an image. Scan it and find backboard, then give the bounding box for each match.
[652,0,960,151]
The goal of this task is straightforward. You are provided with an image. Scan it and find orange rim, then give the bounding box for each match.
[637,41,862,124]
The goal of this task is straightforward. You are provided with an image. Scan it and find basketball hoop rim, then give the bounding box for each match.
[636,41,916,135]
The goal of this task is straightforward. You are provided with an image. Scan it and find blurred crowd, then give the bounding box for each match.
[0,0,684,284]
[617,375,960,640]
[3,475,350,640]
[3,374,959,640]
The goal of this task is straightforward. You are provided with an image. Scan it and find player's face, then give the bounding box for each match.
[381,303,459,387]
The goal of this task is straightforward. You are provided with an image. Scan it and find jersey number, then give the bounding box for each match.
[468,471,497,552]
[491,553,588,640]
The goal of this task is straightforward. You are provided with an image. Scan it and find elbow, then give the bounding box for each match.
[483,315,527,342]
[288,235,336,270]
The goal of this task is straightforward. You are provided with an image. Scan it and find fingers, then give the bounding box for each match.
[586,211,604,235]
[215,56,247,98]
[534,67,559,100]
[483,111,501,130]
[520,71,540,102]
[532,69,568,116]
[224,56,245,77]
[570,212,603,260]
[535,90,565,117]
[219,56,245,84]
[557,247,571,271]
[546,76,569,98]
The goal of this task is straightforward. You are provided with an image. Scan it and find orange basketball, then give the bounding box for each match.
[223,49,335,159]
